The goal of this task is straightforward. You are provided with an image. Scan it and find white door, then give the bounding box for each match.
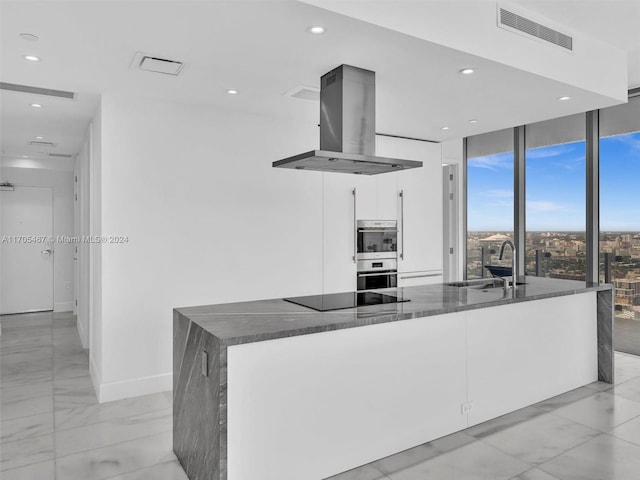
[1,185,54,314]
[323,173,357,294]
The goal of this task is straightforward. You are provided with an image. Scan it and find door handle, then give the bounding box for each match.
[352,187,357,263]
[399,190,404,260]
[41,249,53,255]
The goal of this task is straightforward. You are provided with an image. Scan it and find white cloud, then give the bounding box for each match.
[483,189,513,198]
[526,145,569,159]
[550,156,585,171]
[527,200,566,213]
[467,153,512,171]
[612,133,640,153]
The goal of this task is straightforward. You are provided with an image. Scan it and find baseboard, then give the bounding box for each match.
[54,302,74,312]
[97,372,173,403]
[89,354,101,399]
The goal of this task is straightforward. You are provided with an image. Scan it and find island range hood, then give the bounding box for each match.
[273,65,423,175]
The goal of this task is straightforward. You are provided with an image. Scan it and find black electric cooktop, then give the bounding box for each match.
[283,291,410,312]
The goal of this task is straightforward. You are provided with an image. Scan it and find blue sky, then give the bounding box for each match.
[467,131,640,231]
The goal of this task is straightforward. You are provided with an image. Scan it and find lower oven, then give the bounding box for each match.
[357,259,397,291]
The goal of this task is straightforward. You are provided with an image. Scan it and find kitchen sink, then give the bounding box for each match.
[484,265,512,277]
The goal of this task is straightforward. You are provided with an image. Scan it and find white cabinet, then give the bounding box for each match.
[375,136,399,221]
[377,174,398,220]
[377,136,443,277]
[322,173,377,294]
[353,175,378,220]
[322,137,443,292]
[227,310,468,480]
[466,292,598,426]
[322,173,356,294]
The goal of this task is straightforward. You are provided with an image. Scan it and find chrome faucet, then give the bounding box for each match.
[499,240,517,291]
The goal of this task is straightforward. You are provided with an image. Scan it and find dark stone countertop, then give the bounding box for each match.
[174,277,612,346]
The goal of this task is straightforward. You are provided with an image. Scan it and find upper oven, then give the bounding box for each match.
[357,220,398,260]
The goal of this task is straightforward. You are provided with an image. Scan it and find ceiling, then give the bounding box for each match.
[514,0,640,87]
[1,0,638,163]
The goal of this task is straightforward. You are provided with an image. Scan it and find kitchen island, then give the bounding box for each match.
[173,277,613,480]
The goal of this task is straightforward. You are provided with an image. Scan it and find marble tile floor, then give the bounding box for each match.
[2,311,640,480]
[1,311,180,480]
[328,351,640,480]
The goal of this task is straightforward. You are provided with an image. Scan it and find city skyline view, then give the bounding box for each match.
[467,131,640,231]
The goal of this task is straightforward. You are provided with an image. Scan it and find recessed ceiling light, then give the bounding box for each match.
[308,26,326,35]
[30,103,43,108]
[23,55,41,62]
[469,119,478,124]
[19,33,39,42]
[36,136,44,139]
[557,96,571,101]
[226,89,239,95]
[22,155,29,158]
[459,68,475,75]
[441,126,450,130]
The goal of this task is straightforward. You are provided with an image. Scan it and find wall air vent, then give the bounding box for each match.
[498,6,573,51]
[29,141,56,148]
[284,85,320,101]
[131,52,184,76]
[0,82,76,99]
[49,153,73,158]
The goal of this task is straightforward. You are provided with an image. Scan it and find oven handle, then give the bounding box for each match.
[357,272,399,277]
[399,273,442,279]
[357,229,398,233]
[352,188,357,264]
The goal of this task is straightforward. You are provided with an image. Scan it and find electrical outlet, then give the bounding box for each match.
[461,402,474,414]
[201,350,209,377]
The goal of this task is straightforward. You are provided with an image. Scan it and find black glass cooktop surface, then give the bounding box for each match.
[283,291,409,312]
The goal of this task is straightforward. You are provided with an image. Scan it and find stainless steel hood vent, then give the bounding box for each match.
[273,65,423,175]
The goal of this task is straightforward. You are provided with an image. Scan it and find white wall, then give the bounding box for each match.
[0,165,75,312]
[89,104,103,393]
[92,92,451,402]
[75,129,91,349]
[95,93,323,401]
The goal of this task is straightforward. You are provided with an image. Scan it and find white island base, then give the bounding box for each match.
[227,292,598,480]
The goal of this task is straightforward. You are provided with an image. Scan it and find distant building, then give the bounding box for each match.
[479,233,511,244]
[614,279,640,307]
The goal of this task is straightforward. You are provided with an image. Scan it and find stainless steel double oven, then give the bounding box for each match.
[356,220,398,291]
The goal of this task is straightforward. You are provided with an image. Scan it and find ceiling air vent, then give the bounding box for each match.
[0,82,76,99]
[498,6,573,51]
[284,85,320,101]
[29,141,56,148]
[131,52,184,76]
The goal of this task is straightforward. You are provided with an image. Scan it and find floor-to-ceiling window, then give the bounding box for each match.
[525,114,586,279]
[466,129,514,279]
[600,95,640,355]
[465,94,640,356]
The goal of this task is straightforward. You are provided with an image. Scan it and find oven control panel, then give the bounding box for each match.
[357,258,398,273]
